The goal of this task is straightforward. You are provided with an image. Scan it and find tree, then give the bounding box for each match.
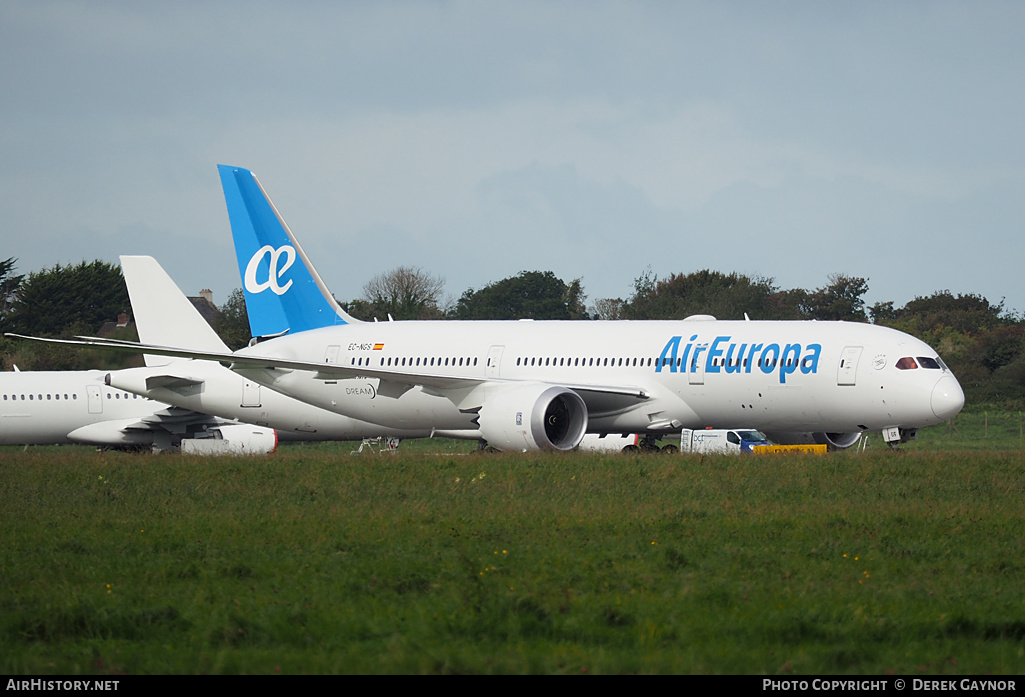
[215,288,252,350]
[802,274,869,322]
[868,300,898,324]
[452,271,588,320]
[978,326,1025,373]
[622,269,783,320]
[347,266,446,320]
[890,291,1008,334]
[0,257,24,333]
[8,260,129,337]
[589,297,625,320]
[764,287,812,321]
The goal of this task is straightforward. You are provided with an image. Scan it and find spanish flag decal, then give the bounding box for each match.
[373,343,385,350]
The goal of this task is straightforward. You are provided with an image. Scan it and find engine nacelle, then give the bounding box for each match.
[477,383,587,452]
[181,424,278,456]
[765,431,863,451]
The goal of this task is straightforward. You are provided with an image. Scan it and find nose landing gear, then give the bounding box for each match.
[882,426,917,447]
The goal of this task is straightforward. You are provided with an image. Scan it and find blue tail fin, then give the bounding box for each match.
[218,164,358,337]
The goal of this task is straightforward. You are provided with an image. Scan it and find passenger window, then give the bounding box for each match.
[896,357,918,370]
[727,432,740,444]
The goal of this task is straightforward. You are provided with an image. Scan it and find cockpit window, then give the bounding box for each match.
[917,357,941,369]
[896,357,918,370]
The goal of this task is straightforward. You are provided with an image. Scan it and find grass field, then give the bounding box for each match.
[1,415,1024,674]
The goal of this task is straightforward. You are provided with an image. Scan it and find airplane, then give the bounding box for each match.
[7,164,966,452]
[0,366,277,453]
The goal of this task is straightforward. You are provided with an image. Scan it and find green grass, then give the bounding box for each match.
[1,424,1024,674]
[905,410,1025,450]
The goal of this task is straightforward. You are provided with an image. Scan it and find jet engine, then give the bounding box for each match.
[476,383,588,452]
[181,424,279,455]
[765,431,863,451]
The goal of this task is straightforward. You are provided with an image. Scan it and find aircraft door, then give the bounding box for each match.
[689,347,706,385]
[324,345,340,364]
[837,346,862,386]
[87,385,103,414]
[241,379,262,407]
[486,345,504,379]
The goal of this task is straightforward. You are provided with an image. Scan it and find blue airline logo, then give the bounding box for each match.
[656,335,822,384]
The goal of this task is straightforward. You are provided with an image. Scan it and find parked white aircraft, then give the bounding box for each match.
[0,366,277,452]
[7,164,965,452]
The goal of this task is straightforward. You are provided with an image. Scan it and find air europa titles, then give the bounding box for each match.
[657,335,822,384]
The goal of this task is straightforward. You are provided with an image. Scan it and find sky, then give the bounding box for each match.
[2,1,1024,317]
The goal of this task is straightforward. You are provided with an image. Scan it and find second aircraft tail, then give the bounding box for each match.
[218,164,358,337]
[120,255,231,366]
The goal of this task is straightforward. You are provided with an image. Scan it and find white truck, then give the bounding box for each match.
[679,428,773,454]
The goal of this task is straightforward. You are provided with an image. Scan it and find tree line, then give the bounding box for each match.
[2,257,1022,407]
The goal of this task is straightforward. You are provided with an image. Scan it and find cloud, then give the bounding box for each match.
[1,2,1023,314]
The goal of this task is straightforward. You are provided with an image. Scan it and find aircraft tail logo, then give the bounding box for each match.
[218,164,359,337]
[245,245,296,296]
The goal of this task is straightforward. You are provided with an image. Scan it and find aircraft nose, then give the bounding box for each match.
[931,374,965,421]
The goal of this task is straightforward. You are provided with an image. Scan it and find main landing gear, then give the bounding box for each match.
[625,435,678,453]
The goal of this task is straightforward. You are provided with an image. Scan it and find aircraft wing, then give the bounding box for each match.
[120,407,220,433]
[65,406,224,446]
[6,333,651,408]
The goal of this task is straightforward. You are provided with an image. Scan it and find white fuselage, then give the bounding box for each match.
[0,370,164,445]
[230,318,963,437]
